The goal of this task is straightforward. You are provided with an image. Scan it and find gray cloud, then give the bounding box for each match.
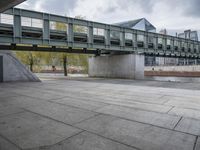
[18,0,78,15]
[184,0,200,17]
[40,0,78,15]
[17,0,200,32]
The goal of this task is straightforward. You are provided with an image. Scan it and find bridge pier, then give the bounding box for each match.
[88,54,144,79]
[0,51,40,82]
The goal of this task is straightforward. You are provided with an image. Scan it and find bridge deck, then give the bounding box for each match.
[0,8,200,58]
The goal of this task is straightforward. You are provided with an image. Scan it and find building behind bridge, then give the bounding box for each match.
[114,18,158,66]
[178,30,198,41]
[115,18,200,66]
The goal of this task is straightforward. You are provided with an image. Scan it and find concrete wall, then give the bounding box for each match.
[0,51,40,82]
[88,54,144,79]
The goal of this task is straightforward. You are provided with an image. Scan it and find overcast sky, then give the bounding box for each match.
[17,0,200,36]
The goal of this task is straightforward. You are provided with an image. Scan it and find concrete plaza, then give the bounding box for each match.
[0,76,200,150]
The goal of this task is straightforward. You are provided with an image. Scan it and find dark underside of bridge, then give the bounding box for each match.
[0,0,26,12]
[0,44,199,59]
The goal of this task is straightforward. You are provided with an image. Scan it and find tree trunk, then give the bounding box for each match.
[30,56,33,72]
[63,56,67,76]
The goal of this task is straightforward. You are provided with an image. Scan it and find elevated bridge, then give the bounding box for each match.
[0,8,200,58]
[0,7,200,81]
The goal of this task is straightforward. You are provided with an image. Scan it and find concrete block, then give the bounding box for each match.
[88,54,144,79]
[76,114,196,150]
[0,112,81,149]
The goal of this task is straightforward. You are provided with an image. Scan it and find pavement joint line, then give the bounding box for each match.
[14,110,141,150]
[0,132,23,150]
[50,93,175,114]
[23,130,85,150]
[0,110,26,118]
[48,94,112,107]
[23,107,197,137]
[48,96,178,118]
[166,106,175,114]
[87,95,169,106]
[46,96,200,135]
[48,97,111,111]
[72,113,102,125]
[12,91,68,101]
[89,113,197,136]
[193,136,198,150]
[22,108,102,132]
[173,116,183,130]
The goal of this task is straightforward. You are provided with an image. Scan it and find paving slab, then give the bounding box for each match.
[96,105,181,129]
[30,132,137,150]
[13,89,66,100]
[164,100,200,111]
[0,106,24,117]
[76,114,196,150]
[0,91,19,99]
[169,107,200,120]
[81,91,166,104]
[0,111,81,149]
[162,95,200,104]
[0,95,52,109]
[65,94,172,113]
[51,96,108,111]
[0,136,20,150]
[175,118,200,136]
[26,102,98,125]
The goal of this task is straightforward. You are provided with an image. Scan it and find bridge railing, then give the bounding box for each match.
[0,8,200,57]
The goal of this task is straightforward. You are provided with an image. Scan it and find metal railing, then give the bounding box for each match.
[0,8,200,58]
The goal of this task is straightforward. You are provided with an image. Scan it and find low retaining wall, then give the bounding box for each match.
[145,65,200,77]
[145,71,200,77]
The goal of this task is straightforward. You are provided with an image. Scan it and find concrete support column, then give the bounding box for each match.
[88,54,144,79]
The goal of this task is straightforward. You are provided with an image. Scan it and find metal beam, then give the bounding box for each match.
[0,44,97,54]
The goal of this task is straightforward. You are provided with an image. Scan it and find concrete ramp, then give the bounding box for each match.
[0,51,40,82]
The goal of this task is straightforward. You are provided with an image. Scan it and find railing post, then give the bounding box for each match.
[120,28,125,49]
[133,32,137,50]
[163,37,167,51]
[105,25,110,49]
[13,9,21,43]
[171,38,174,52]
[88,22,93,49]
[144,33,148,50]
[43,14,50,45]
[67,19,74,47]
[154,36,158,51]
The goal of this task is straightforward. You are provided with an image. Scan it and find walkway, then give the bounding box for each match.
[0,77,200,150]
